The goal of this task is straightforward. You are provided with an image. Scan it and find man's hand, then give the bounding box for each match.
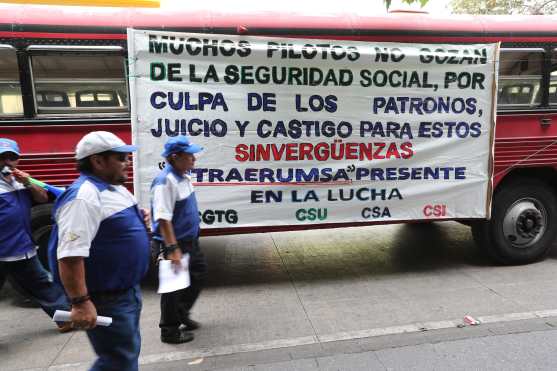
[70,300,97,330]
[11,168,31,186]
[167,249,183,273]
[12,168,48,203]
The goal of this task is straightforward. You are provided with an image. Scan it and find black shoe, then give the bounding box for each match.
[181,317,201,331]
[161,328,194,344]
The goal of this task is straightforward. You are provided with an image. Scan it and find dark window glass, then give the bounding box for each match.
[31,53,128,114]
[0,47,23,116]
[498,49,544,109]
[549,49,557,105]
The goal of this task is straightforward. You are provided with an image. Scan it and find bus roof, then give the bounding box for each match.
[0,4,556,38]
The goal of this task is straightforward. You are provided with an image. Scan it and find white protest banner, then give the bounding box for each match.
[128,29,498,229]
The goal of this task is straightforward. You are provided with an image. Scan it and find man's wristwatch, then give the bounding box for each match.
[70,294,91,305]
[162,244,178,258]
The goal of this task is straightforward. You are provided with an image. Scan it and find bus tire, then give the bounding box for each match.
[472,179,557,265]
[30,203,55,271]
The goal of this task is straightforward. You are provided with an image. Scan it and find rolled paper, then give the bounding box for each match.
[28,177,65,197]
[28,177,47,188]
[53,310,112,327]
[44,183,66,197]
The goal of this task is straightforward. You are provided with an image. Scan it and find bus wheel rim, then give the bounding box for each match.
[502,198,546,249]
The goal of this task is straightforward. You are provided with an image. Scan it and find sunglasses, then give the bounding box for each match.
[109,152,130,162]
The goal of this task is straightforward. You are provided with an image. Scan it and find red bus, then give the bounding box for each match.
[1,4,556,266]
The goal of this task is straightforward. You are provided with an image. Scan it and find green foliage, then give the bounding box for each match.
[385,0,429,10]
[528,0,557,14]
[450,0,557,15]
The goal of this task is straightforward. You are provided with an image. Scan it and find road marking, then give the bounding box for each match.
[39,309,557,370]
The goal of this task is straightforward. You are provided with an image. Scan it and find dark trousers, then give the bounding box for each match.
[158,238,208,330]
[87,285,142,371]
[0,255,69,317]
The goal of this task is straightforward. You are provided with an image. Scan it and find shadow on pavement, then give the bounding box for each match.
[0,222,497,299]
[196,222,493,289]
[389,222,491,271]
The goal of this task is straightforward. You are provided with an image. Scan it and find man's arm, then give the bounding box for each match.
[56,198,102,330]
[159,219,182,264]
[58,257,97,329]
[159,219,177,246]
[12,168,48,203]
[152,180,182,264]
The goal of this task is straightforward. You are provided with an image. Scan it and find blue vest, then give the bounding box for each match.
[0,177,35,258]
[48,174,150,293]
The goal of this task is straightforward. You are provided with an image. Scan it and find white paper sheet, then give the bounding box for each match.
[157,254,190,294]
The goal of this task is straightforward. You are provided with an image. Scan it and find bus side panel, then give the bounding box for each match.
[0,122,131,187]
[494,113,557,187]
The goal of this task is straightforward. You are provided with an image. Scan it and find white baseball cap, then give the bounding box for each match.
[75,131,137,160]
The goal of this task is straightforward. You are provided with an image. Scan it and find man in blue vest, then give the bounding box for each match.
[48,131,150,371]
[0,138,70,332]
[151,135,208,344]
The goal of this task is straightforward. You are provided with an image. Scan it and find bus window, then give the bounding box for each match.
[498,48,544,109]
[550,49,557,105]
[0,45,23,116]
[30,50,128,115]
